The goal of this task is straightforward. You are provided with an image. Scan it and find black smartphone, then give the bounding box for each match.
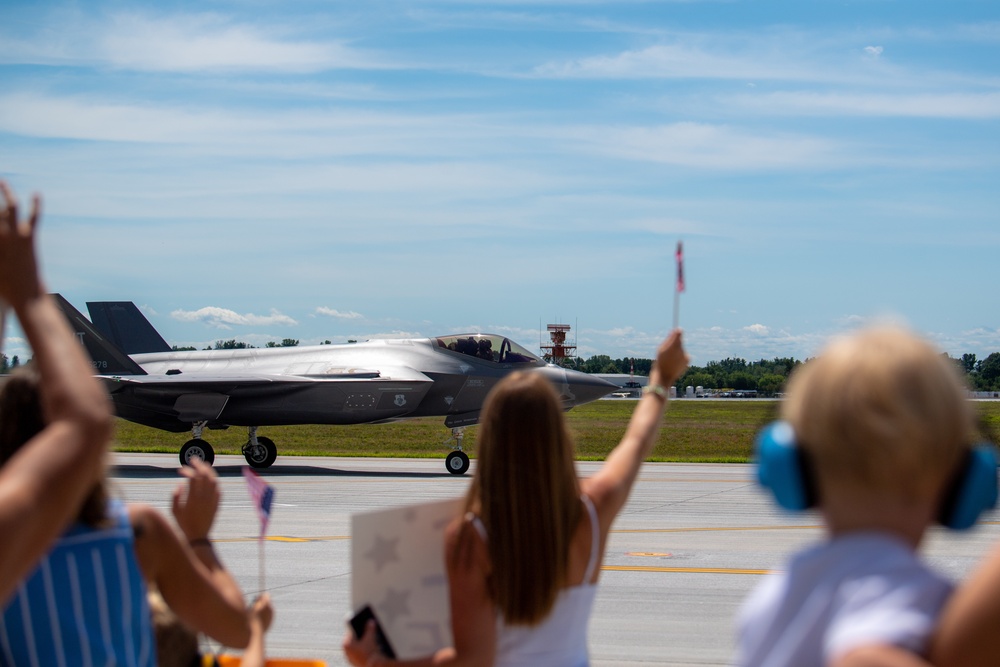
[349,604,397,659]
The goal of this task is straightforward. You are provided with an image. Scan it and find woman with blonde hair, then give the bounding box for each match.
[345,329,689,666]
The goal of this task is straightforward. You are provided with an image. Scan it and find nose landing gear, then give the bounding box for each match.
[179,421,215,467]
[444,427,470,475]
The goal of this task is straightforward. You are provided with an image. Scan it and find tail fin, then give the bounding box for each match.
[87,301,171,355]
[51,294,146,375]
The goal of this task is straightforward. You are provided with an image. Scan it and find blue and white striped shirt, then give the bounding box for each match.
[1,499,155,667]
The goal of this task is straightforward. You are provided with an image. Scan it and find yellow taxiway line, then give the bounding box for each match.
[214,520,1000,546]
[603,565,771,575]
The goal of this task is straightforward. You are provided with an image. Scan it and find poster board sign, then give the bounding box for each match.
[351,497,462,659]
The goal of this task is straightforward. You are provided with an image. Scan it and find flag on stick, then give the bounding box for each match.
[673,241,684,330]
[243,467,275,536]
[243,467,275,592]
[676,241,685,293]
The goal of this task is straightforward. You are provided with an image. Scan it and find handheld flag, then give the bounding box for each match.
[243,467,275,536]
[676,241,685,293]
[243,466,275,591]
[673,240,684,330]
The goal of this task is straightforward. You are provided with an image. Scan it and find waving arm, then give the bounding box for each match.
[0,182,114,604]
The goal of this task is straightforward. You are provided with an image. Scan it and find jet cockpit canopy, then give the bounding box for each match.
[435,334,542,365]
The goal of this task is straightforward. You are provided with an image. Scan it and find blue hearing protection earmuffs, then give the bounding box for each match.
[755,421,999,530]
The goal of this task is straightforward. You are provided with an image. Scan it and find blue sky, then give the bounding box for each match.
[2,1,998,366]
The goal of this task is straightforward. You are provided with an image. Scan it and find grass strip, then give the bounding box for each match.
[112,400,1000,464]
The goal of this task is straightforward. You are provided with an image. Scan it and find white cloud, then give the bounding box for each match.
[0,11,379,73]
[534,43,819,82]
[837,314,871,327]
[359,331,425,340]
[0,93,273,144]
[605,326,637,337]
[0,92,556,170]
[101,13,352,72]
[835,313,913,330]
[3,88,972,181]
[933,328,1000,357]
[682,325,832,364]
[724,91,1000,119]
[575,327,624,343]
[529,31,1000,93]
[566,122,841,170]
[171,306,298,329]
[314,306,364,320]
[530,38,916,87]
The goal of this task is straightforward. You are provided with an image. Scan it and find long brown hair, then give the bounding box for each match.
[466,371,581,626]
[0,366,108,526]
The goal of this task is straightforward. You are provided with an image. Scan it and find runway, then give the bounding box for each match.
[109,454,1000,666]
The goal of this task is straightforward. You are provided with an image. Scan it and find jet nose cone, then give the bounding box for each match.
[538,366,618,407]
[567,371,619,406]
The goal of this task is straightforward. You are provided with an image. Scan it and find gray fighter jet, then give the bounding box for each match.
[55,295,616,473]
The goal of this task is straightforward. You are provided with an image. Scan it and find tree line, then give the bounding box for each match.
[170,338,304,351]
[0,338,306,371]
[557,351,1000,396]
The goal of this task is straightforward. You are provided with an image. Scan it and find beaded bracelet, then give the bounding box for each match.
[643,384,669,400]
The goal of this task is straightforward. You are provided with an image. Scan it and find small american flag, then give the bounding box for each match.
[243,467,275,537]
[676,241,685,293]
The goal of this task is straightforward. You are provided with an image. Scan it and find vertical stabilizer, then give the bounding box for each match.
[51,294,147,375]
[87,301,171,355]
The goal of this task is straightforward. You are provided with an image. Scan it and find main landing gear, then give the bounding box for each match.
[180,422,216,466]
[178,423,278,469]
[445,427,470,475]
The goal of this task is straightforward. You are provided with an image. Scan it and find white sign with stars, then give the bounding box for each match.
[351,497,463,659]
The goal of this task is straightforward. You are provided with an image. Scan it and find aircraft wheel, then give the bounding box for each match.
[245,436,278,469]
[180,439,215,467]
[446,451,470,475]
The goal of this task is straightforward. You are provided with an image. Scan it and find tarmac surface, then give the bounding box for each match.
[109,453,1000,666]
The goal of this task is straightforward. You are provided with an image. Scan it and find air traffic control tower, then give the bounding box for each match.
[541,323,576,366]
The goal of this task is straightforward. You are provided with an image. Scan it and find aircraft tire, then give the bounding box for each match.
[180,439,216,467]
[245,436,278,469]
[446,451,470,475]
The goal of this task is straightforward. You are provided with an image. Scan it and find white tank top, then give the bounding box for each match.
[472,494,601,667]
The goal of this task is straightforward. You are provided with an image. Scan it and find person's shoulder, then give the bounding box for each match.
[445,512,485,546]
[444,512,490,575]
[579,476,615,512]
[821,533,932,578]
[127,503,173,541]
[819,534,951,625]
[127,502,159,524]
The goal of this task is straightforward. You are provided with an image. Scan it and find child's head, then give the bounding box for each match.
[148,589,200,667]
[781,326,978,504]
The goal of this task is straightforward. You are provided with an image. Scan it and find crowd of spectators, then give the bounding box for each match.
[3,179,1000,666]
